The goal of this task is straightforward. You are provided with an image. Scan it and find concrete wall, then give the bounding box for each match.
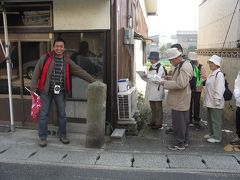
[53,0,110,30]
[198,0,240,49]
[198,55,240,123]
[134,39,146,95]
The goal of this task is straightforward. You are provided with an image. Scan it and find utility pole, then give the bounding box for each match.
[1,0,15,132]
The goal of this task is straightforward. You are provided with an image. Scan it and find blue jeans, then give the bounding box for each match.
[38,91,67,140]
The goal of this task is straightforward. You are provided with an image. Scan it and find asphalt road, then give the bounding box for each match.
[1,162,240,180]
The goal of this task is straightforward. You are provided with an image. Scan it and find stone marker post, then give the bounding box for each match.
[85,81,107,148]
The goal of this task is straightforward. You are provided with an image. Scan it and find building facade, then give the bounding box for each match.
[171,31,198,56]
[0,0,156,132]
[197,0,240,121]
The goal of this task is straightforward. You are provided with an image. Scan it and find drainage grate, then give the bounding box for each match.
[166,155,170,168]
[61,154,68,160]
[28,151,38,159]
[0,147,10,154]
[131,156,135,167]
[201,159,208,168]
[232,155,240,165]
[95,153,101,165]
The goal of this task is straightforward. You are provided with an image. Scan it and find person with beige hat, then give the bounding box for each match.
[204,55,225,143]
[160,48,193,150]
[165,43,185,135]
[188,52,207,130]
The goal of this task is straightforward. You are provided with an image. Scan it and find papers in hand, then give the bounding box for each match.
[152,74,162,82]
[149,75,165,84]
[136,71,145,77]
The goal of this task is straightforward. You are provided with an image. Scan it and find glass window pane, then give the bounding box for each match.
[0,41,20,94]
[22,41,50,95]
[0,4,52,27]
[60,32,105,100]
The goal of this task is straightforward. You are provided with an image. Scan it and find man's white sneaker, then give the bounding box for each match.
[207,138,221,143]
[204,134,212,139]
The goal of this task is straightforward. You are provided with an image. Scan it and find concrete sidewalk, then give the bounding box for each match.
[0,123,240,173]
[0,102,240,173]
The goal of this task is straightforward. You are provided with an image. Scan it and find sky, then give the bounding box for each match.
[148,0,202,37]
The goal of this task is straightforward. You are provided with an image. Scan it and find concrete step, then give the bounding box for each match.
[111,128,126,144]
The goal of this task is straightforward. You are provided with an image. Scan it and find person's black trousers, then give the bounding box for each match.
[189,91,201,124]
[236,107,240,138]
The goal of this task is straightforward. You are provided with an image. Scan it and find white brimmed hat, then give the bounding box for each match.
[188,52,197,61]
[165,48,182,60]
[208,55,222,67]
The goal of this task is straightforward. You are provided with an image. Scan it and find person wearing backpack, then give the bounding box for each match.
[188,52,207,130]
[230,71,240,145]
[160,48,193,150]
[165,43,185,134]
[203,55,225,143]
[142,51,165,129]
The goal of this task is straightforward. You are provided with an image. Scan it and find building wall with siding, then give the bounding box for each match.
[117,0,148,81]
[198,0,240,122]
[198,0,240,49]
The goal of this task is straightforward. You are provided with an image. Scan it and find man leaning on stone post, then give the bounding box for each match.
[159,48,193,150]
[30,38,95,147]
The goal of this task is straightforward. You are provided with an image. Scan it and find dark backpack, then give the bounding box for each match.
[215,71,232,101]
[189,63,197,90]
[163,66,168,76]
[149,63,167,75]
[149,63,166,91]
[149,63,167,76]
[177,61,196,90]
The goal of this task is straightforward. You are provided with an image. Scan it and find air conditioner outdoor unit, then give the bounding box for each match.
[117,87,137,120]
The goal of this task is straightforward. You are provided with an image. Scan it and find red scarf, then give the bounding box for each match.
[38,51,71,93]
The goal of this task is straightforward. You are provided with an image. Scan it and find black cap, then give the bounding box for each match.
[171,43,183,52]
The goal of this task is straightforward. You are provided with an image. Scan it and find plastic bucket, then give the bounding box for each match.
[118,79,129,92]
